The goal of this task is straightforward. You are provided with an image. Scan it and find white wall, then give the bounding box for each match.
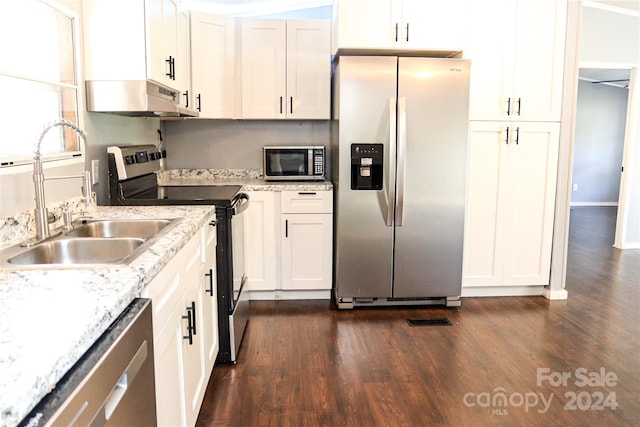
[571,80,628,204]
[580,4,640,65]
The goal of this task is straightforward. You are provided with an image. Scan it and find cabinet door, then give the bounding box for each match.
[201,223,218,374]
[244,191,278,291]
[181,235,207,427]
[191,12,236,118]
[462,122,510,287]
[241,19,286,118]
[146,0,179,88]
[282,214,332,290]
[181,285,207,427]
[512,0,567,121]
[177,5,191,109]
[502,122,559,285]
[334,0,395,51]
[465,0,566,121]
[400,0,466,50]
[286,20,331,119]
[153,301,187,427]
[462,122,559,287]
[464,0,516,120]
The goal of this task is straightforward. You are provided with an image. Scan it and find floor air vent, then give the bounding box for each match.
[406,318,453,327]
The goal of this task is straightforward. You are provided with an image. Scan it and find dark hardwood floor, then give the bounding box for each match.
[196,207,639,426]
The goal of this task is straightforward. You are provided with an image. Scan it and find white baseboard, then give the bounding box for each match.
[613,242,640,249]
[249,290,331,300]
[570,201,618,207]
[544,288,569,300]
[461,286,546,297]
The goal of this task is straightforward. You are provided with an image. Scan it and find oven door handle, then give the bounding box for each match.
[231,193,250,215]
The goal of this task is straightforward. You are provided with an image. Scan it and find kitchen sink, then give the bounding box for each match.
[7,238,144,266]
[65,219,175,239]
[0,218,181,269]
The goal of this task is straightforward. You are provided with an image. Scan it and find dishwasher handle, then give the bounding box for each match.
[89,340,150,426]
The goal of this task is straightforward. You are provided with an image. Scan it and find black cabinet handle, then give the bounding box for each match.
[290,96,293,114]
[515,127,520,145]
[165,56,175,80]
[395,23,398,42]
[182,309,193,345]
[205,269,214,296]
[517,97,521,116]
[190,301,197,336]
[298,192,317,195]
[285,219,288,238]
[280,96,283,114]
[183,90,189,108]
[506,97,511,116]
[505,126,510,145]
[196,94,202,112]
[406,23,409,42]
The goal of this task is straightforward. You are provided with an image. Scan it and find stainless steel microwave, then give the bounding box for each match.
[263,146,325,181]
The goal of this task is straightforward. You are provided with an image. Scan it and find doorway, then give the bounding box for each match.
[572,68,630,244]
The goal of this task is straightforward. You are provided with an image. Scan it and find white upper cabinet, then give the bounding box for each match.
[464,0,567,121]
[190,12,237,118]
[241,19,330,119]
[177,5,193,110]
[83,0,183,91]
[332,0,466,54]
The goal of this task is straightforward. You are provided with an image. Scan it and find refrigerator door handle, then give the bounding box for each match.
[396,97,407,226]
[387,97,397,227]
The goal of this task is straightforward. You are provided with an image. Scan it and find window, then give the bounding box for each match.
[0,0,80,167]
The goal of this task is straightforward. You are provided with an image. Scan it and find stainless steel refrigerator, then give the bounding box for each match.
[332,56,470,309]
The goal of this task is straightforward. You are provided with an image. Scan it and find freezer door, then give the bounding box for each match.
[393,57,470,298]
[334,56,398,299]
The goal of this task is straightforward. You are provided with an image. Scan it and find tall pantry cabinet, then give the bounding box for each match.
[462,0,567,291]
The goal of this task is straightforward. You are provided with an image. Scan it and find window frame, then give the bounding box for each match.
[0,0,84,174]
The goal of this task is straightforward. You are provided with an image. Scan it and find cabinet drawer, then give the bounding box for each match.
[281,190,333,214]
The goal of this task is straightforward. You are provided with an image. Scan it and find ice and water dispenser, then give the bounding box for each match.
[351,144,383,190]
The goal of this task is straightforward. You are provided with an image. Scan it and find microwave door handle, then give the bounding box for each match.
[232,193,250,215]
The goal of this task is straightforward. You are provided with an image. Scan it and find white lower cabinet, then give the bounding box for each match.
[144,218,218,427]
[462,122,560,288]
[244,191,278,291]
[281,191,333,291]
[244,189,334,294]
[282,213,332,290]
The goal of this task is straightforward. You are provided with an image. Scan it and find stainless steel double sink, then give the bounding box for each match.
[0,218,179,269]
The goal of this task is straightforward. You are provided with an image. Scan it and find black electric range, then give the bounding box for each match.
[107,145,249,364]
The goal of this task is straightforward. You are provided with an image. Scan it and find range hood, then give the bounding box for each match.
[85,80,199,118]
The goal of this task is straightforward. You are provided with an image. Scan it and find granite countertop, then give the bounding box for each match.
[157,168,334,191]
[0,204,216,427]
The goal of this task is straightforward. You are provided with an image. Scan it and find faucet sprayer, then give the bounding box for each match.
[31,119,94,243]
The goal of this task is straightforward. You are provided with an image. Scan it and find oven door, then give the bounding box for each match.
[229,192,250,362]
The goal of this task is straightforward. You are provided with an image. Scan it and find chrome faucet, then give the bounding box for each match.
[31,119,94,242]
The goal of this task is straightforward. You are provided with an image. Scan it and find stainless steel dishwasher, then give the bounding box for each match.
[19,298,157,427]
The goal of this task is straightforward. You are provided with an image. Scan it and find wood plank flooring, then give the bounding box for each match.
[196,207,639,426]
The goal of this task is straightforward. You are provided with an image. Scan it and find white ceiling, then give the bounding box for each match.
[587,0,640,13]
